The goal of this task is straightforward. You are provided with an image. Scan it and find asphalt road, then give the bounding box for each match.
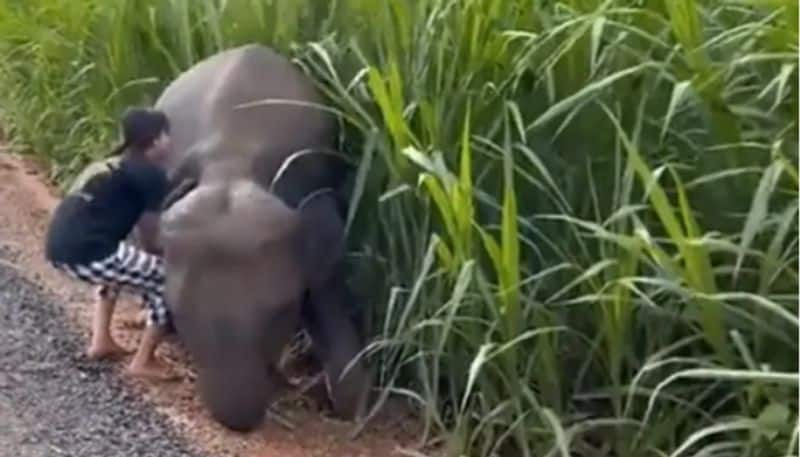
[0,246,203,457]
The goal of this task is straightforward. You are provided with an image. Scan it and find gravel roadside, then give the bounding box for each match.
[0,246,204,457]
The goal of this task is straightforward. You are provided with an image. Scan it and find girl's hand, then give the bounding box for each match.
[161,178,198,212]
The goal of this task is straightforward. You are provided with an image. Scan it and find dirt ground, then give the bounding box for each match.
[0,151,425,457]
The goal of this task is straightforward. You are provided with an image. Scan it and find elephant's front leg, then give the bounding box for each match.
[302,272,371,421]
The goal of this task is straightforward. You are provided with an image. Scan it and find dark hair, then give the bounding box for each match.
[110,107,170,157]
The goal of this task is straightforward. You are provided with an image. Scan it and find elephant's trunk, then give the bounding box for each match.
[176,292,299,433]
[194,334,271,432]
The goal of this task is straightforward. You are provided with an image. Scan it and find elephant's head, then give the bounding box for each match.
[159,177,306,432]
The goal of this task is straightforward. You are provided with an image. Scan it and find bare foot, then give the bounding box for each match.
[87,340,130,360]
[126,358,180,382]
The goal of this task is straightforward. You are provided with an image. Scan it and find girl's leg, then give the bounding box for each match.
[127,323,171,380]
[51,263,128,359]
[88,242,178,380]
[126,294,178,381]
[87,285,129,359]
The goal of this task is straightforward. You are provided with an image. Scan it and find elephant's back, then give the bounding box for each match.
[155,44,336,176]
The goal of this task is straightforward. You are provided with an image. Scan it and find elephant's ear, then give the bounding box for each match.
[297,189,346,288]
[268,148,353,210]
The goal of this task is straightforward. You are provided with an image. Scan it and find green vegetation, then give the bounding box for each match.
[0,1,797,455]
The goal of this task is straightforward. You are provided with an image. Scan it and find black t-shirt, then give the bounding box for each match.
[44,157,168,265]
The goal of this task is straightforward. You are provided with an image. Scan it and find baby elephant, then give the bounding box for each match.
[148,43,370,432]
[159,168,368,431]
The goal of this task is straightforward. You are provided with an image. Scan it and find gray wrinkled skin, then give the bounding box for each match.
[140,44,369,432]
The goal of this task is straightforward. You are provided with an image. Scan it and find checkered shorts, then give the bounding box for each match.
[50,242,171,328]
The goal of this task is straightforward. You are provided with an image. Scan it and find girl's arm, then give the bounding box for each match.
[134,211,163,255]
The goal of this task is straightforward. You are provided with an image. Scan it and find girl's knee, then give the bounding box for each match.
[144,301,172,327]
[97,285,120,300]
[146,312,175,335]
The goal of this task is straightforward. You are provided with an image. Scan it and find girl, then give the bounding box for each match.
[45,107,176,381]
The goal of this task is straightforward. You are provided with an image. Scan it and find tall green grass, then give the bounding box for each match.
[0,1,797,455]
